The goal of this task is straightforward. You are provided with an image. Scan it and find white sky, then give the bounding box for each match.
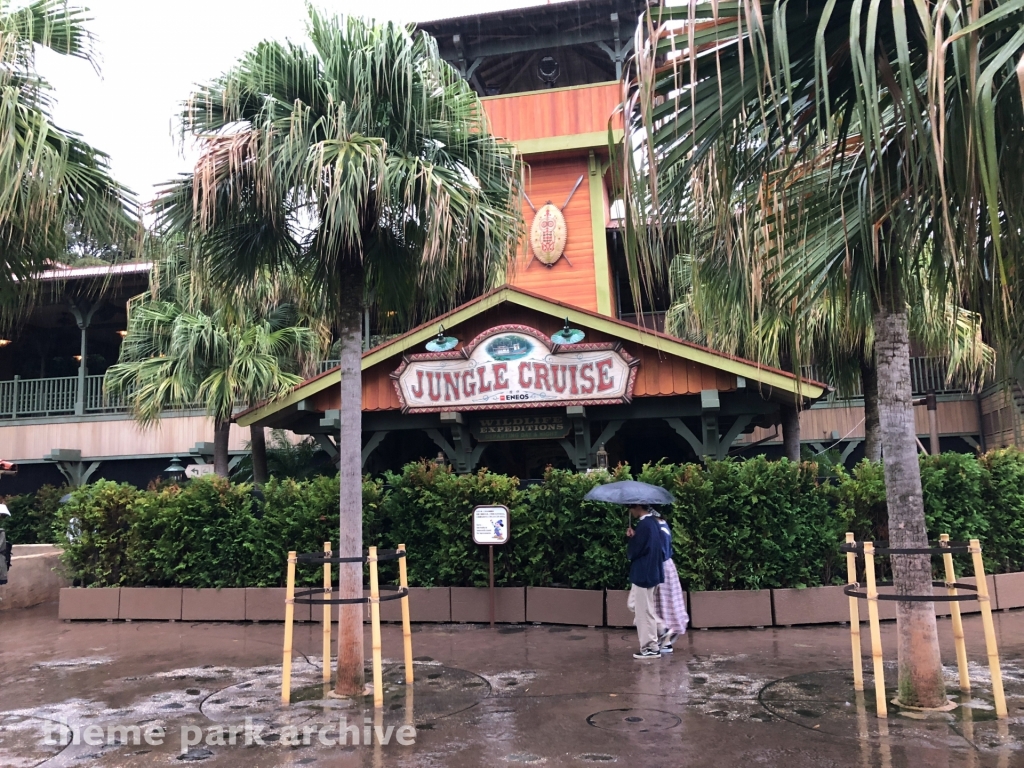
[38,0,544,208]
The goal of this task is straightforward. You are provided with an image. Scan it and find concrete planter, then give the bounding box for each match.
[450,587,524,623]
[526,587,603,626]
[1,548,69,611]
[605,589,634,628]
[688,589,772,629]
[119,588,182,621]
[771,585,851,626]
[994,572,1024,610]
[246,588,311,622]
[182,588,246,621]
[58,587,120,620]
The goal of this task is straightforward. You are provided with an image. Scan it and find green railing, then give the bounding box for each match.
[0,361,345,421]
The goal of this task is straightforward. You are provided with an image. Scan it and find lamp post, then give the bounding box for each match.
[164,456,186,482]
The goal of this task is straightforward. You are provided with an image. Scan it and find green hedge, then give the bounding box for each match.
[33,448,1024,590]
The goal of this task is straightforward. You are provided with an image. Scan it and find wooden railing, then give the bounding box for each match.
[801,357,974,401]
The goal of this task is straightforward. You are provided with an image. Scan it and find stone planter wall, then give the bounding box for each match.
[451,587,524,623]
[772,585,851,626]
[526,587,603,626]
[54,580,1024,626]
[689,589,772,629]
[182,588,246,621]
[605,589,634,628]
[994,572,1024,610]
[0,546,70,611]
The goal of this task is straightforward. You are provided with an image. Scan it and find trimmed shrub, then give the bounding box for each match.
[45,449,1024,591]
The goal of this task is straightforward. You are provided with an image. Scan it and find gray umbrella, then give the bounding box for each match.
[583,480,675,506]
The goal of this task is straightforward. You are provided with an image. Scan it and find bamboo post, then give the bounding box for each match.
[970,538,1006,718]
[846,532,864,691]
[398,543,414,685]
[322,541,332,684]
[282,550,297,706]
[940,534,970,692]
[863,541,887,718]
[369,546,384,709]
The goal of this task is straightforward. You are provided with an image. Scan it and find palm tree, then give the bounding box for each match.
[622,1,1022,708]
[153,11,522,694]
[105,251,323,479]
[0,0,136,309]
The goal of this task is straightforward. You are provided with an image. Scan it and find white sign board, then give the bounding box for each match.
[392,325,638,413]
[186,464,216,479]
[473,505,510,545]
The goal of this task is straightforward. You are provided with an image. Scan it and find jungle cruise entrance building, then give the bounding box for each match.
[238,287,825,477]
[237,1,829,475]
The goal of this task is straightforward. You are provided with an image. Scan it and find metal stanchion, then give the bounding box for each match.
[846,532,864,692]
[368,546,384,709]
[322,541,332,684]
[282,550,297,706]
[398,543,414,685]
[940,534,970,692]
[970,538,1007,718]
[863,541,887,718]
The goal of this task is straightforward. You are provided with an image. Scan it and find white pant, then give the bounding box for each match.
[628,585,660,652]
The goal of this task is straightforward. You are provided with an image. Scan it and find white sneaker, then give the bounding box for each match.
[633,649,661,660]
[660,645,673,654]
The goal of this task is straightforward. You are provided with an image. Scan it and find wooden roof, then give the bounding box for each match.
[237,286,825,426]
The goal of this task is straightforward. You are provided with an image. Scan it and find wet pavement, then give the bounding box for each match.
[2,603,1024,766]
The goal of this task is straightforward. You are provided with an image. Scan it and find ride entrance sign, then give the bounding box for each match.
[472,505,509,627]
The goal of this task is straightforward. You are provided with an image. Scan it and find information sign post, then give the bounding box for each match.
[472,505,510,627]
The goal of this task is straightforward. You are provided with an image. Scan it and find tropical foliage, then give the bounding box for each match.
[620,0,1024,708]
[153,10,523,693]
[0,0,136,310]
[105,250,326,478]
[49,450,1024,591]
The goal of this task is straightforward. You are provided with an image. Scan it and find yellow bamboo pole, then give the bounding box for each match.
[863,541,886,718]
[323,541,332,684]
[846,532,864,691]
[282,550,297,706]
[970,538,1006,718]
[398,543,414,685]
[369,546,384,709]
[940,533,970,692]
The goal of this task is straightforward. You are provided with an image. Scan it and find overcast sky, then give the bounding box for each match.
[39,0,542,208]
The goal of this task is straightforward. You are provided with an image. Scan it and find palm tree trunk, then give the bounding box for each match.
[861,355,882,462]
[213,419,231,478]
[873,279,945,709]
[780,404,801,462]
[250,425,268,485]
[335,264,365,696]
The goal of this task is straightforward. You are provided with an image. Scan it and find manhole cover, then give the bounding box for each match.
[586,708,682,732]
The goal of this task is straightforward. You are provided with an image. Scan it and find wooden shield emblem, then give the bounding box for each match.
[529,203,568,266]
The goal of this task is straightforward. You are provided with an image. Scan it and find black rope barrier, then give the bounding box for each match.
[291,585,410,606]
[839,541,972,556]
[295,549,407,565]
[843,580,980,603]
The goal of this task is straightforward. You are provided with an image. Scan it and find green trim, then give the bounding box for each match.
[480,80,619,101]
[238,286,826,426]
[589,151,613,316]
[515,130,623,156]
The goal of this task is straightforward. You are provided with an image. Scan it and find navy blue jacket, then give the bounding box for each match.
[656,518,673,561]
[627,515,664,588]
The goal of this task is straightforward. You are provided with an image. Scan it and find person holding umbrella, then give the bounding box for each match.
[584,481,674,659]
